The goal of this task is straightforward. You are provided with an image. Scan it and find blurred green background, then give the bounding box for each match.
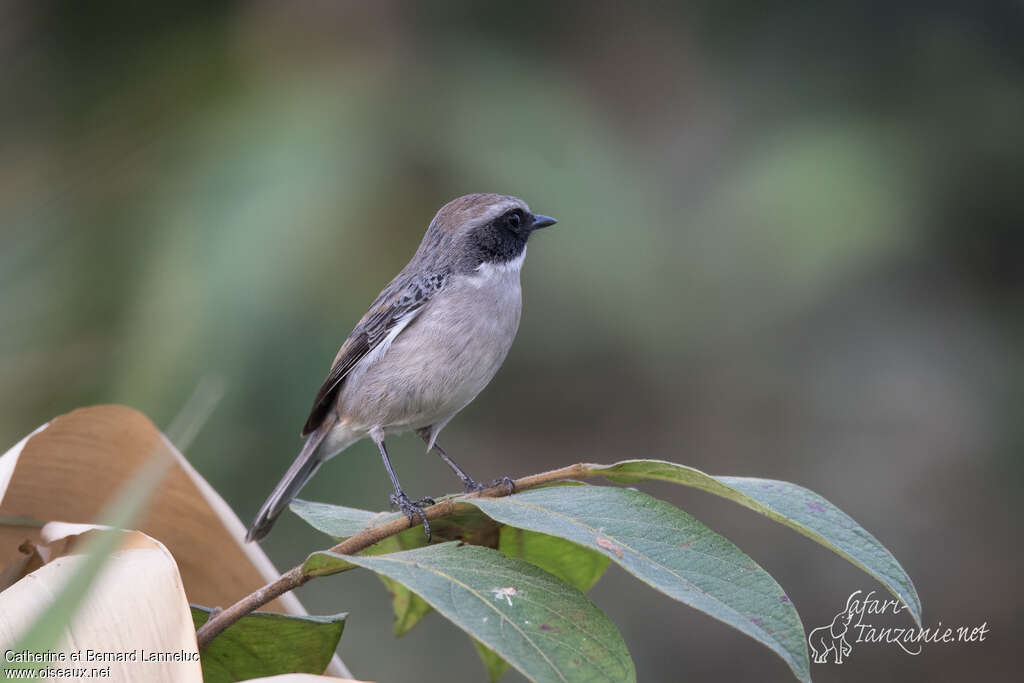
[2,1,1022,681]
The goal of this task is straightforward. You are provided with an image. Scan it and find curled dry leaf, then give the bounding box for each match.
[0,405,293,611]
[0,405,350,678]
[0,539,45,593]
[0,526,203,682]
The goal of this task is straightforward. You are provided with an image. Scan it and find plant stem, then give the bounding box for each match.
[195,462,589,647]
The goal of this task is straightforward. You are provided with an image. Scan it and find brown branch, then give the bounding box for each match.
[196,462,590,647]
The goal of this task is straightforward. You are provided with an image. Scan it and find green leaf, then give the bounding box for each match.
[474,638,511,682]
[294,498,503,637]
[303,527,436,636]
[191,605,345,683]
[381,572,434,636]
[290,499,378,538]
[466,486,810,683]
[587,459,922,625]
[474,529,608,681]
[332,542,635,683]
[292,497,502,546]
[499,527,610,593]
[367,534,433,636]
[302,551,358,577]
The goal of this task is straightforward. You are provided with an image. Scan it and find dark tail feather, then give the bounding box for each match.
[246,429,328,542]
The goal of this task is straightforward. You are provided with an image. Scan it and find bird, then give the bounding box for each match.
[246,193,557,542]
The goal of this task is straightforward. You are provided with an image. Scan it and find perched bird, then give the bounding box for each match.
[246,193,557,542]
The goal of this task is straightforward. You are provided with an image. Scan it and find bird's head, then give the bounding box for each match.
[421,193,557,271]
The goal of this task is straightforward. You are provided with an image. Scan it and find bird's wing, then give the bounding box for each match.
[302,267,451,435]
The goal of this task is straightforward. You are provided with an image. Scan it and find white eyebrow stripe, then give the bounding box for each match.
[475,199,529,226]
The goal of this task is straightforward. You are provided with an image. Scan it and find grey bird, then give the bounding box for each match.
[246,193,557,542]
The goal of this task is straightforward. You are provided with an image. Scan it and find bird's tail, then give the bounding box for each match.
[246,427,329,543]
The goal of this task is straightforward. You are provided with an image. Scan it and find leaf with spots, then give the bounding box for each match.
[476,528,611,680]
[292,499,503,637]
[466,486,810,683]
[326,542,635,683]
[586,460,921,625]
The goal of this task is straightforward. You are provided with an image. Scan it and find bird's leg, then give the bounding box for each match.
[418,430,516,495]
[425,437,482,492]
[374,436,433,540]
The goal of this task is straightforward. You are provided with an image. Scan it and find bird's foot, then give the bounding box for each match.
[459,475,515,495]
[464,476,515,495]
[489,476,516,496]
[390,491,434,541]
[459,475,485,493]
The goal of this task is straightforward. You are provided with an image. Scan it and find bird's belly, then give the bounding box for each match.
[336,273,522,432]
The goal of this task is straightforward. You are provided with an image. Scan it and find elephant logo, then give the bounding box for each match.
[808,592,858,664]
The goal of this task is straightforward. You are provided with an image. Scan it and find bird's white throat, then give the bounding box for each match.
[470,247,526,284]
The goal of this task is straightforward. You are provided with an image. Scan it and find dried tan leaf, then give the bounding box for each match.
[0,528,203,683]
[0,539,44,592]
[0,405,351,678]
[0,405,294,610]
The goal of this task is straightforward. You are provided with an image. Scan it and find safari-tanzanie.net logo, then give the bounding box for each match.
[808,589,989,664]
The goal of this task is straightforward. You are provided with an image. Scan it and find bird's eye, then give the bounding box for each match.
[507,211,521,228]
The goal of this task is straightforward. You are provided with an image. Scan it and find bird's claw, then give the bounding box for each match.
[390,492,433,541]
[489,476,516,495]
[463,476,516,495]
[460,476,485,493]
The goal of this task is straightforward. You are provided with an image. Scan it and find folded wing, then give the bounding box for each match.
[301,268,451,435]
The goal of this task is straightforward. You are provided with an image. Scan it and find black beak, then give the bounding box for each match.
[530,214,557,230]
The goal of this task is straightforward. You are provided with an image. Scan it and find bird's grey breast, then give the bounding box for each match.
[336,256,524,432]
